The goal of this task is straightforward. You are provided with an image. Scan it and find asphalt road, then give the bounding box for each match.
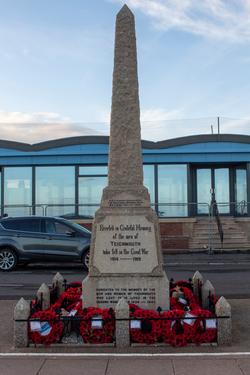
[0,252,250,301]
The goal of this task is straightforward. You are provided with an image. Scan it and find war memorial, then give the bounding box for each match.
[82,4,169,311]
[13,5,231,349]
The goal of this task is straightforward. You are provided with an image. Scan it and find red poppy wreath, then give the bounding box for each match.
[28,310,63,346]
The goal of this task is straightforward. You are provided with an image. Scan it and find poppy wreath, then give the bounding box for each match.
[79,308,115,344]
[64,287,82,302]
[170,296,183,310]
[74,305,101,317]
[171,280,193,292]
[28,310,63,346]
[129,303,140,313]
[170,286,201,310]
[181,286,201,310]
[46,293,68,312]
[189,308,217,345]
[129,308,162,345]
[66,281,82,290]
[66,301,82,313]
[161,309,196,347]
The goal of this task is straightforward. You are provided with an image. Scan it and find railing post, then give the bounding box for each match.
[115,298,130,347]
[52,272,64,299]
[215,296,232,346]
[202,280,215,310]
[37,283,50,310]
[192,271,203,301]
[14,298,30,348]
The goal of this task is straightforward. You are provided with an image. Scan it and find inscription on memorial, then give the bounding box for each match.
[96,287,156,305]
[108,199,143,207]
[93,216,158,273]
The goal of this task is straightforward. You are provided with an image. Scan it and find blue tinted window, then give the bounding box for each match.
[1,219,19,230]
[36,166,75,216]
[158,165,187,217]
[79,166,107,175]
[4,167,32,216]
[18,219,41,232]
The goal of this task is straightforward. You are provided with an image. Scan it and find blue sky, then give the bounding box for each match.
[1,0,250,142]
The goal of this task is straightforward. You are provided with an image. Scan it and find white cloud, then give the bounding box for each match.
[141,108,183,121]
[110,0,250,42]
[0,110,104,144]
[219,118,250,135]
[0,110,70,124]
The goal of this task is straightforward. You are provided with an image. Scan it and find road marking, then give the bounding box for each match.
[0,284,23,287]
[51,271,73,274]
[0,352,250,357]
[11,272,32,274]
[208,263,225,265]
[164,262,250,266]
[165,263,179,265]
[237,262,250,265]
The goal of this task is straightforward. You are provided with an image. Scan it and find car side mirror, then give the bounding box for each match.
[66,230,75,237]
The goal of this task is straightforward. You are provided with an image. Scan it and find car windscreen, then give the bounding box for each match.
[66,221,91,235]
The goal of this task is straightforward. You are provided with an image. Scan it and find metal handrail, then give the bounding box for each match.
[213,200,223,248]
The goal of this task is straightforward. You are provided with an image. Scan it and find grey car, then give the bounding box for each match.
[0,216,91,271]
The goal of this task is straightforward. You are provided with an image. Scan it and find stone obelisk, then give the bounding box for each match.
[82,5,169,311]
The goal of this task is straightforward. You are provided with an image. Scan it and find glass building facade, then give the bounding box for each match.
[0,134,249,218]
[0,162,249,218]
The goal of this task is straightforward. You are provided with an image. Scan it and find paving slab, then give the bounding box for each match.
[173,358,244,375]
[0,300,17,351]
[107,358,174,375]
[0,358,45,375]
[39,359,108,375]
[236,358,250,375]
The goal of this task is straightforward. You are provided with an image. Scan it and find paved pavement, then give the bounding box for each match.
[1,252,250,374]
[1,297,250,374]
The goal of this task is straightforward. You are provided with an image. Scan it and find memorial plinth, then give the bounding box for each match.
[82,5,169,311]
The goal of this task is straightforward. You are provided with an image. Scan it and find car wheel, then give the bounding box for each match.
[82,249,90,270]
[0,248,18,271]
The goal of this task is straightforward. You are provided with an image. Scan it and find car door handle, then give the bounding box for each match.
[14,234,21,237]
[46,236,53,240]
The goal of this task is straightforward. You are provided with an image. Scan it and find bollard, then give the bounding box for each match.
[202,280,215,310]
[115,298,130,347]
[215,296,232,346]
[52,272,64,299]
[37,283,50,310]
[192,270,203,301]
[14,298,30,348]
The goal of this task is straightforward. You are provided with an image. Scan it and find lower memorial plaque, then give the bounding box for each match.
[83,276,169,311]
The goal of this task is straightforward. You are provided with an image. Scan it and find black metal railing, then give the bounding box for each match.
[214,200,224,248]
